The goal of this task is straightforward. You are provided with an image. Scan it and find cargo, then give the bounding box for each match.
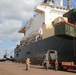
[62,62,74,66]
[54,17,68,25]
[63,8,76,17]
[63,8,76,24]
[42,25,54,39]
[14,0,76,67]
[54,22,76,38]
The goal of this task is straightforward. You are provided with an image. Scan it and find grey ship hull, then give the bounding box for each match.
[14,36,76,64]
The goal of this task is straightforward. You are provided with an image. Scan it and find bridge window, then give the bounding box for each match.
[16,54,19,57]
[26,51,31,55]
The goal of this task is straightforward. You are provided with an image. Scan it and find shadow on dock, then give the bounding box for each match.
[30,65,44,69]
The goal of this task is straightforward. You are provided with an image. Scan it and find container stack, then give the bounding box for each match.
[63,8,76,25]
[53,9,76,39]
[54,21,76,39]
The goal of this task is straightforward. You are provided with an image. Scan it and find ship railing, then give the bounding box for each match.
[26,30,42,42]
[25,18,34,29]
[31,30,39,36]
[20,37,26,42]
[20,35,32,45]
[20,28,43,44]
[19,18,33,32]
[54,21,76,28]
[35,3,69,12]
[31,28,43,37]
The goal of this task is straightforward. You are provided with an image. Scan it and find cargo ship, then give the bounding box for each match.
[14,0,76,65]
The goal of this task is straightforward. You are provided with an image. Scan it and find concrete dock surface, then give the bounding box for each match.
[0,62,76,75]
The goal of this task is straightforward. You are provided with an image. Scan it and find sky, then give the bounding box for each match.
[0,0,76,59]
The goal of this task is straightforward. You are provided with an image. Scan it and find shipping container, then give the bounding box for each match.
[63,8,76,17]
[54,22,76,38]
[54,17,68,25]
[63,8,76,24]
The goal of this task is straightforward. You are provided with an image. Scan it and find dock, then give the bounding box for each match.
[0,62,76,75]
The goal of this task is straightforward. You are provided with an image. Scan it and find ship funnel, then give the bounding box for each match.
[67,0,70,9]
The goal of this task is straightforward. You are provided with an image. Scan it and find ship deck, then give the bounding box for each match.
[0,62,76,75]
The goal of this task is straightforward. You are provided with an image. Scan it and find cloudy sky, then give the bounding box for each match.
[0,0,76,58]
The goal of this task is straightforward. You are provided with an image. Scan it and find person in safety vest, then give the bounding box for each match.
[26,58,31,70]
[45,60,49,70]
[55,59,58,71]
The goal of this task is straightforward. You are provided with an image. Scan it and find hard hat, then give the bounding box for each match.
[27,58,30,60]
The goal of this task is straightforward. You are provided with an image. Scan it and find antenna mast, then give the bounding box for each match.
[58,0,63,6]
[67,0,70,9]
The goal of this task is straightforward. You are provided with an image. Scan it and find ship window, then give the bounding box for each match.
[43,22,45,24]
[52,21,54,25]
[26,51,30,55]
[60,7,62,9]
[34,15,35,17]
[19,49,21,52]
[66,8,68,10]
[50,51,55,53]
[56,7,59,9]
[63,8,66,10]
[16,54,19,56]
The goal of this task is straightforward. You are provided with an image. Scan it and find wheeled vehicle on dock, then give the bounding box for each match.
[42,50,76,71]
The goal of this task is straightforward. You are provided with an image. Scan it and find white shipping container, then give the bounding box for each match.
[54,17,68,25]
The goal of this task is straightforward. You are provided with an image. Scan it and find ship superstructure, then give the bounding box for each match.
[19,0,68,44]
[14,0,76,64]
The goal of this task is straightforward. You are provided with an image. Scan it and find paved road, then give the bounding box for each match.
[0,62,76,75]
